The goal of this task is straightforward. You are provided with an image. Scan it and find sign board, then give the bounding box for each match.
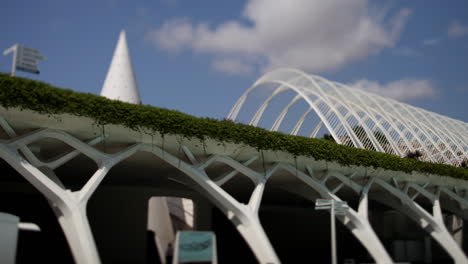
[315,199,349,215]
[16,45,44,74]
[22,47,40,54]
[173,231,217,264]
[3,44,45,76]
[315,198,333,209]
[16,66,39,74]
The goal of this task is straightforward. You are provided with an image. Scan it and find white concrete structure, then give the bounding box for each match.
[0,107,467,263]
[100,30,193,264]
[1,36,467,264]
[101,30,141,104]
[228,68,468,166]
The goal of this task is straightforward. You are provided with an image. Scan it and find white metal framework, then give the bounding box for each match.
[228,68,468,166]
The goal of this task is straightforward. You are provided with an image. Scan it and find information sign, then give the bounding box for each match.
[3,44,45,76]
[173,231,217,264]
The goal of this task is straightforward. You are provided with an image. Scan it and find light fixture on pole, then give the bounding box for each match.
[315,198,349,264]
[3,44,45,76]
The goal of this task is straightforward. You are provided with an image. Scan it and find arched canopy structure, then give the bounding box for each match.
[228,68,468,166]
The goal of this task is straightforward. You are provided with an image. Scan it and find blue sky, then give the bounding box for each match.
[1,0,467,124]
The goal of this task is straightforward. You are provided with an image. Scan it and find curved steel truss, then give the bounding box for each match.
[228,68,468,166]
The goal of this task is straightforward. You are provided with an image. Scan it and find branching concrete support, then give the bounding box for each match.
[0,143,101,263]
[375,179,468,264]
[322,170,468,263]
[2,116,467,264]
[281,167,393,264]
[177,152,394,263]
[0,128,140,264]
[142,146,280,264]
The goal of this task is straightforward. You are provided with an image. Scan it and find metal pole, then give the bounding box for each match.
[331,200,337,264]
[11,45,18,77]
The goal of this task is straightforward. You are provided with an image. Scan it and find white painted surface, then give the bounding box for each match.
[167,197,194,228]
[148,197,175,264]
[101,30,141,104]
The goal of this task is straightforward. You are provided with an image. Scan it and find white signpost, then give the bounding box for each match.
[3,44,45,76]
[315,199,349,264]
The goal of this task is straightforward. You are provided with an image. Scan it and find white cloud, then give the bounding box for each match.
[147,0,412,74]
[146,18,194,53]
[448,21,468,37]
[423,38,440,46]
[351,79,436,101]
[212,58,254,75]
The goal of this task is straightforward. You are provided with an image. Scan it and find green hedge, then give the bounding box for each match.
[0,73,466,180]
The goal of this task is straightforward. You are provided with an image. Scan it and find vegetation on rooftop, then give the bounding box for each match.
[0,73,466,180]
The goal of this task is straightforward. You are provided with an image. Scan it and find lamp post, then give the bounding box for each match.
[315,198,349,264]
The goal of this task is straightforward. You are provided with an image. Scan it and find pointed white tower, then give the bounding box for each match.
[101,30,141,104]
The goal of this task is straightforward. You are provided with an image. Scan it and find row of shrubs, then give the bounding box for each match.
[0,73,466,180]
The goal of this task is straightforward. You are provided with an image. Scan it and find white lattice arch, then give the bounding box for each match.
[228,68,468,166]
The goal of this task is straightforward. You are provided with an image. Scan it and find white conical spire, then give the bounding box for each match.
[101,30,141,104]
